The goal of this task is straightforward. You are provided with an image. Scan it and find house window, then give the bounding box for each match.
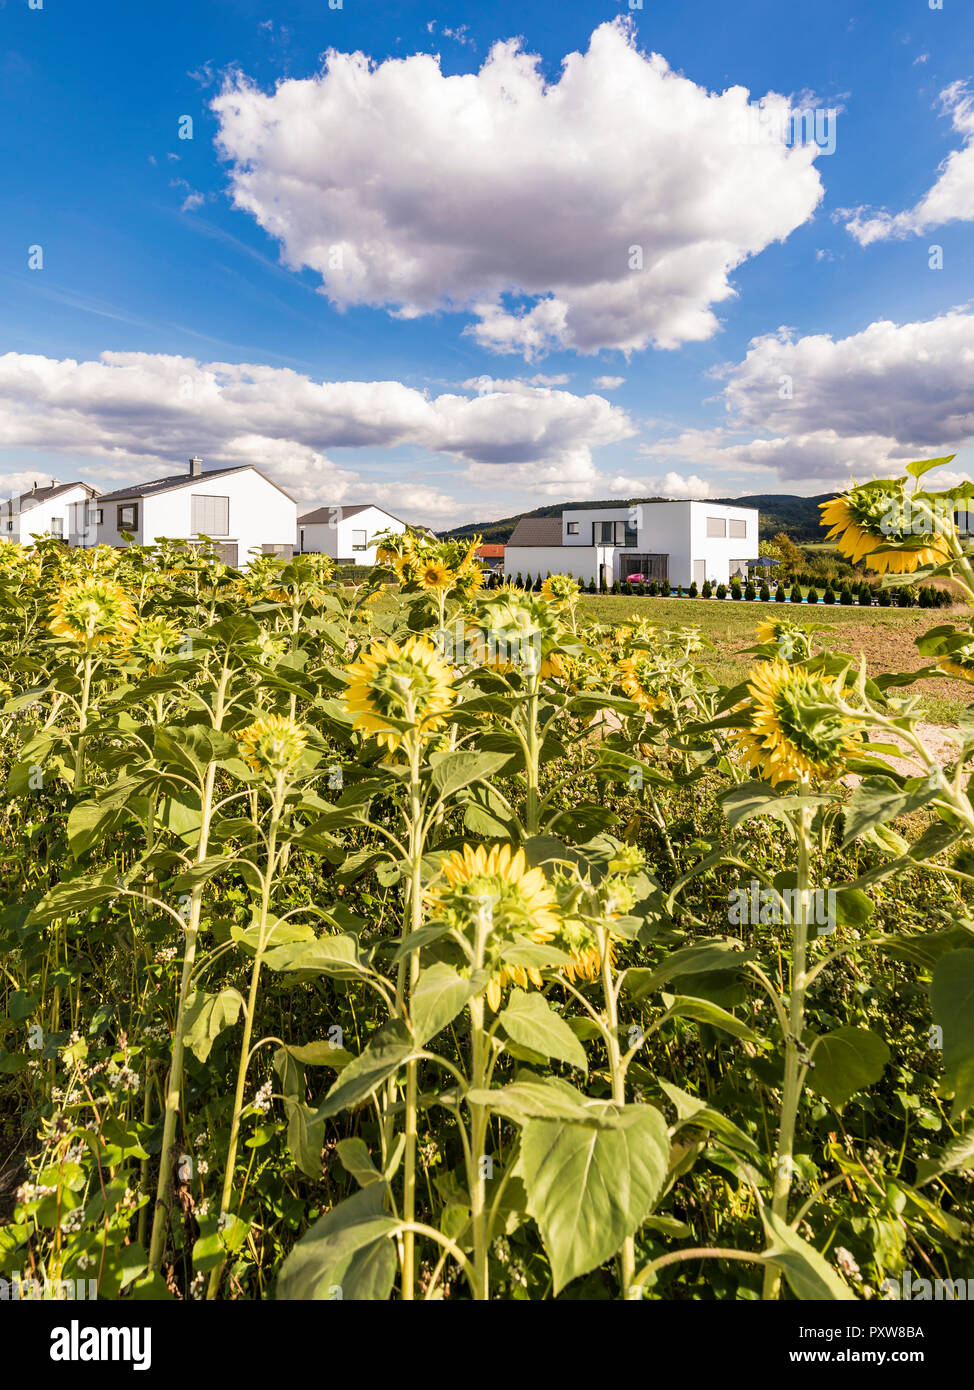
[118,503,138,530]
[191,495,230,535]
[566,521,579,535]
[262,544,293,558]
[351,529,368,551]
[5,521,12,532]
[51,518,63,538]
[94,508,103,525]
[706,517,727,538]
[592,520,638,546]
[622,554,668,581]
[729,519,747,539]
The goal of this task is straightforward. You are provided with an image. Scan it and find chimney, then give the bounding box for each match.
[189,456,202,477]
[31,480,37,493]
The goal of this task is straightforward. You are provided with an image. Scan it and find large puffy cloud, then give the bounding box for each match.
[212,21,825,357]
[846,83,974,244]
[643,310,974,487]
[0,350,633,519]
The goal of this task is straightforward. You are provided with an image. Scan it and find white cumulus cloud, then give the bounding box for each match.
[0,351,633,521]
[212,20,825,358]
[846,83,974,244]
[642,309,974,488]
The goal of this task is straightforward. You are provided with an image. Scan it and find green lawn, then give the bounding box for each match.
[577,594,972,725]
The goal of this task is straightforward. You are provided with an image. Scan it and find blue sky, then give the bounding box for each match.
[1,0,972,525]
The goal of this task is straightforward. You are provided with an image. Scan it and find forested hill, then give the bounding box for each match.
[440,493,834,545]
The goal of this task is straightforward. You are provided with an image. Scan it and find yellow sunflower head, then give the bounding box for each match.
[617,653,666,713]
[415,559,453,593]
[129,616,184,673]
[48,578,137,649]
[540,573,579,609]
[342,635,455,751]
[754,618,813,662]
[820,481,952,574]
[237,713,309,778]
[466,590,567,680]
[932,631,974,683]
[425,843,564,1011]
[732,659,859,786]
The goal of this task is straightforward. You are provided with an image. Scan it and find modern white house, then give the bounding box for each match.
[1,480,98,544]
[503,501,760,588]
[75,458,297,568]
[297,504,432,564]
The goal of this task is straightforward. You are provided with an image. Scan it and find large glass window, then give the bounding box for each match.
[593,519,638,546]
[117,503,138,530]
[351,529,368,551]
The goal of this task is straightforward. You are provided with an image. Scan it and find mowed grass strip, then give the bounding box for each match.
[577,594,974,725]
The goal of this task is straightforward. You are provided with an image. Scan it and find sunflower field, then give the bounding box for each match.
[3,457,974,1304]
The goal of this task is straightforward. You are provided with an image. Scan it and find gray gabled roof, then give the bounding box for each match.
[3,481,97,517]
[506,517,564,547]
[298,505,436,537]
[96,465,296,505]
[299,503,406,526]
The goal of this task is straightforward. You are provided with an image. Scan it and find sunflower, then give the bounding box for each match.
[540,574,579,609]
[129,616,183,673]
[754,618,812,662]
[820,484,951,574]
[618,654,666,713]
[415,560,453,593]
[557,917,615,985]
[237,713,308,777]
[48,578,137,649]
[466,590,568,680]
[425,843,564,1010]
[343,636,455,751]
[935,635,974,683]
[732,659,858,786]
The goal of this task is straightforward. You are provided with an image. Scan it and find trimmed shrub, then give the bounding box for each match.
[647,580,659,596]
[822,585,835,605]
[858,583,872,606]
[701,580,712,598]
[760,582,771,601]
[806,586,819,605]
[661,580,671,596]
[716,583,727,599]
[688,582,698,598]
[515,572,523,588]
[896,586,915,608]
[775,585,787,603]
[587,577,596,594]
[839,584,854,606]
[745,580,757,601]
[637,582,646,596]
[623,580,634,595]
[790,583,803,603]
[877,587,891,607]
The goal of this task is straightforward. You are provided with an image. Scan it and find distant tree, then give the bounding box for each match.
[773,532,805,573]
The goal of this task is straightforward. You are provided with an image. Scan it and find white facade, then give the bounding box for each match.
[1,483,93,544]
[504,501,759,588]
[83,465,297,569]
[298,505,408,565]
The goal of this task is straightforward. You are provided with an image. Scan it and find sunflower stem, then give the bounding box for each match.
[762,796,812,1300]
